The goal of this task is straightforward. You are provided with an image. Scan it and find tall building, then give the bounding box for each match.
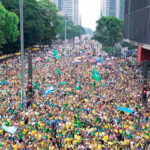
[124,0,150,63]
[102,0,110,16]
[52,0,79,25]
[109,0,116,16]
[116,0,120,18]
[61,0,74,23]
[119,0,125,19]
[74,0,79,25]
[53,0,61,11]
[101,0,125,19]
[116,0,125,19]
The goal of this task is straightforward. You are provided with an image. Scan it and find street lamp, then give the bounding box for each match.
[20,0,26,110]
[65,14,67,42]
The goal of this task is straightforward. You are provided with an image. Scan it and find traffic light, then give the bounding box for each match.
[28,81,32,91]
[27,80,33,98]
[142,87,147,102]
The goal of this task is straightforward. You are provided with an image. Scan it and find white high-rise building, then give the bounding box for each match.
[61,0,74,22]
[116,0,125,19]
[74,0,79,25]
[100,0,125,19]
[52,0,79,25]
[116,0,120,18]
[101,0,110,16]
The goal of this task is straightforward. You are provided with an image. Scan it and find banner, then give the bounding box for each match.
[44,86,54,96]
[117,107,133,114]
[2,125,17,135]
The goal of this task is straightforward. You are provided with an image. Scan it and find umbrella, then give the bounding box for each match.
[89,59,95,63]
[37,57,42,61]
[48,51,52,54]
[44,57,48,60]
[73,58,81,63]
[95,58,103,63]
[82,55,86,58]
[108,62,114,66]
[48,54,52,57]
[97,63,103,66]
[73,60,81,63]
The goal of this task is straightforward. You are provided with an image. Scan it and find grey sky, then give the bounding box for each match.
[79,0,100,30]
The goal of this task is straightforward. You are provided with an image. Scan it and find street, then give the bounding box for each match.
[0,40,149,149]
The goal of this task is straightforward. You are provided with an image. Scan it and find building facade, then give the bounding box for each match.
[61,0,74,22]
[53,0,61,11]
[74,0,79,25]
[124,0,150,62]
[116,0,125,19]
[101,0,125,19]
[119,0,125,19]
[109,0,116,16]
[52,0,79,25]
[101,0,110,16]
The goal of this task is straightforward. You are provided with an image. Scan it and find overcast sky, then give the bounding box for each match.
[79,0,101,30]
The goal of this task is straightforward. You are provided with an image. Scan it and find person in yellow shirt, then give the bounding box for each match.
[37,133,42,140]
[13,144,18,150]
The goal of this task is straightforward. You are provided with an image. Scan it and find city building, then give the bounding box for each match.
[116,0,120,18]
[124,0,150,62]
[116,0,125,19]
[109,0,116,16]
[101,0,110,16]
[100,0,125,19]
[74,0,79,25]
[52,0,79,25]
[61,0,74,22]
[119,0,125,19]
[53,0,61,11]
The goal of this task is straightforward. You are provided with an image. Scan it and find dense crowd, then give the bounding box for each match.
[0,41,149,150]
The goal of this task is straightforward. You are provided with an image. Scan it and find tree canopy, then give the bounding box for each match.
[57,16,85,40]
[38,0,58,45]
[0,3,19,48]
[0,0,58,53]
[93,16,123,48]
[0,0,85,54]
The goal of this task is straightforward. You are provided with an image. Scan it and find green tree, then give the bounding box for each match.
[75,25,85,37]
[84,28,93,34]
[1,0,43,48]
[57,16,85,40]
[38,0,58,46]
[120,41,137,50]
[93,16,123,49]
[0,3,19,48]
[1,0,59,52]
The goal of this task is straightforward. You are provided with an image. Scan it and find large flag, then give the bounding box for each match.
[53,50,58,56]
[53,50,61,60]
[55,68,61,76]
[75,82,81,90]
[33,81,39,90]
[92,65,101,82]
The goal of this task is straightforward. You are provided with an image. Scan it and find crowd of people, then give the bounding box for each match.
[0,40,149,149]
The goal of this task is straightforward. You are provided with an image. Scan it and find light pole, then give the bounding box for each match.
[64,14,67,42]
[20,0,26,110]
